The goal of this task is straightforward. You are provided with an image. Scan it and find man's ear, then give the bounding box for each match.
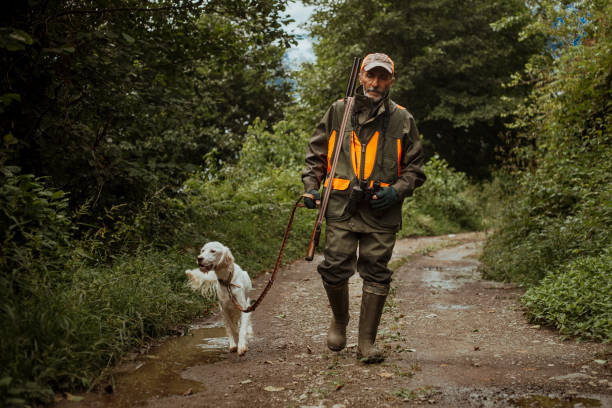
[358,71,365,86]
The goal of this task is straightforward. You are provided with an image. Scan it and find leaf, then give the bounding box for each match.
[264,386,285,392]
[3,133,18,145]
[240,379,252,384]
[122,33,135,44]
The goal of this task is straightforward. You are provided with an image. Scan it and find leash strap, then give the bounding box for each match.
[225,195,308,313]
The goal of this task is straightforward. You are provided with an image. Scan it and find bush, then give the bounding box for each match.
[0,169,211,406]
[1,246,211,406]
[480,151,612,284]
[480,0,612,341]
[171,117,316,273]
[400,155,483,237]
[522,252,612,342]
[0,168,72,283]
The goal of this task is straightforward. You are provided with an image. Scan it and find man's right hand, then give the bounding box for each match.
[304,189,321,209]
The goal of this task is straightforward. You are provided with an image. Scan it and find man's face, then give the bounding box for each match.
[359,66,395,102]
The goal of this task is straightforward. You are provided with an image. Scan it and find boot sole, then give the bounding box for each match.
[327,343,346,352]
[356,349,385,364]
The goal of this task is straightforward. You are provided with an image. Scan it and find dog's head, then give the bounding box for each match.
[197,241,234,272]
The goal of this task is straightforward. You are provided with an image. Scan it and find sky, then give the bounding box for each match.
[282,1,316,68]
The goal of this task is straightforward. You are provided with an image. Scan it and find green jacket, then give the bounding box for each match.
[303,89,426,232]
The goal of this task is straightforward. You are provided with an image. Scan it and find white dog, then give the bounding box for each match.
[185,242,253,356]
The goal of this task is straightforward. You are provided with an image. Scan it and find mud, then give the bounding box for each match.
[55,232,612,407]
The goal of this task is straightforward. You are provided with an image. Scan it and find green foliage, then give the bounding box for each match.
[173,116,316,273]
[300,0,543,177]
[400,155,482,236]
[481,0,612,340]
[0,0,294,214]
[1,249,210,405]
[0,168,72,290]
[522,252,612,342]
[0,169,211,405]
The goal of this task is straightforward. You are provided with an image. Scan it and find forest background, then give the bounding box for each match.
[1,0,610,406]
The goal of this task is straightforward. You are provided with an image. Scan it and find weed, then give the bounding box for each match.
[522,252,612,342]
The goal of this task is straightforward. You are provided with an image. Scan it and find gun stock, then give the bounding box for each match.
[305,224,321,261]
[306,57,361,261]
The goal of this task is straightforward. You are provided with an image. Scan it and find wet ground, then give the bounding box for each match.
[55,232,612,407]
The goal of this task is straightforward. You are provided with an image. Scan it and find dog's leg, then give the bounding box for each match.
[221,309,239,353]
[237,311,252,356]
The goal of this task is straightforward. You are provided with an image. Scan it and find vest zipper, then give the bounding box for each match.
[360,143,366,182]
[354,123,365,183]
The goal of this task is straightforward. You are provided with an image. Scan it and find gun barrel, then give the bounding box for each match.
[306,57,361,261]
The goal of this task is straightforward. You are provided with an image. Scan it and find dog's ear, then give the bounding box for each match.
[218,246,235,272]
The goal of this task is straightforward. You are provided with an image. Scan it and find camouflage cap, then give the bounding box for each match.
[361,53,394,75]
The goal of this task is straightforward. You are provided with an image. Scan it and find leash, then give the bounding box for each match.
[224,194,312,313]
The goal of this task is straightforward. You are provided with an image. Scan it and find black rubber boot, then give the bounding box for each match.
[323,280,350,351]
[356,281,389,363]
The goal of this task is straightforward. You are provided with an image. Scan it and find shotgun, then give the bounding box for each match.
[306,57,362,261]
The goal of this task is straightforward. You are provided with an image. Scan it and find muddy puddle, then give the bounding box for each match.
[81,323,229,406]
[421,266,478,290]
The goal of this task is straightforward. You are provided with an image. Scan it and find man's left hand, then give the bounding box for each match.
[370,186,399,210]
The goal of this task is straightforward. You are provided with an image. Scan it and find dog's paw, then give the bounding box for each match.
[237,345,248,356]
[229,346,238,353]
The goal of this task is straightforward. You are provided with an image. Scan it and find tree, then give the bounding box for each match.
[299,0,543,177]
[0,0,294,212]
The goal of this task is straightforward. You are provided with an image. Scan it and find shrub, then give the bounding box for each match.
[522,252,612,342]
[400,155,483,236]
[0,169,211,406]
[480,0,612,341]
[1,247,211,406]
[172,117,316,274]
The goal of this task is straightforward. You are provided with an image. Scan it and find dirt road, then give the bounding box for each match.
[57,233,612,407]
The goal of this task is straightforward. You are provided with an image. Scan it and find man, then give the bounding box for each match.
[302,53,426,363]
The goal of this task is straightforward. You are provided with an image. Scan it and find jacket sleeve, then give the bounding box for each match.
[392,113,426,200]
[302,104,335,192]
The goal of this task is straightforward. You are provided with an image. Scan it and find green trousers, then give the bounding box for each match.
[317,219,396,285]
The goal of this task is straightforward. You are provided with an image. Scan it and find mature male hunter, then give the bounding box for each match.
[302,53,426,363]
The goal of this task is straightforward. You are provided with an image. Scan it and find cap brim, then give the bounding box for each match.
[363,62,393,74]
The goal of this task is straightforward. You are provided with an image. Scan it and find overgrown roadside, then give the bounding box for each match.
[55,233,612,407]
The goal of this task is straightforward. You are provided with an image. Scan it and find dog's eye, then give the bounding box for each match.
[210,249,216,253]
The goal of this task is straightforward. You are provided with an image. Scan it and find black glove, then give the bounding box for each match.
[304,189,321,209]
[370,186,399,210]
